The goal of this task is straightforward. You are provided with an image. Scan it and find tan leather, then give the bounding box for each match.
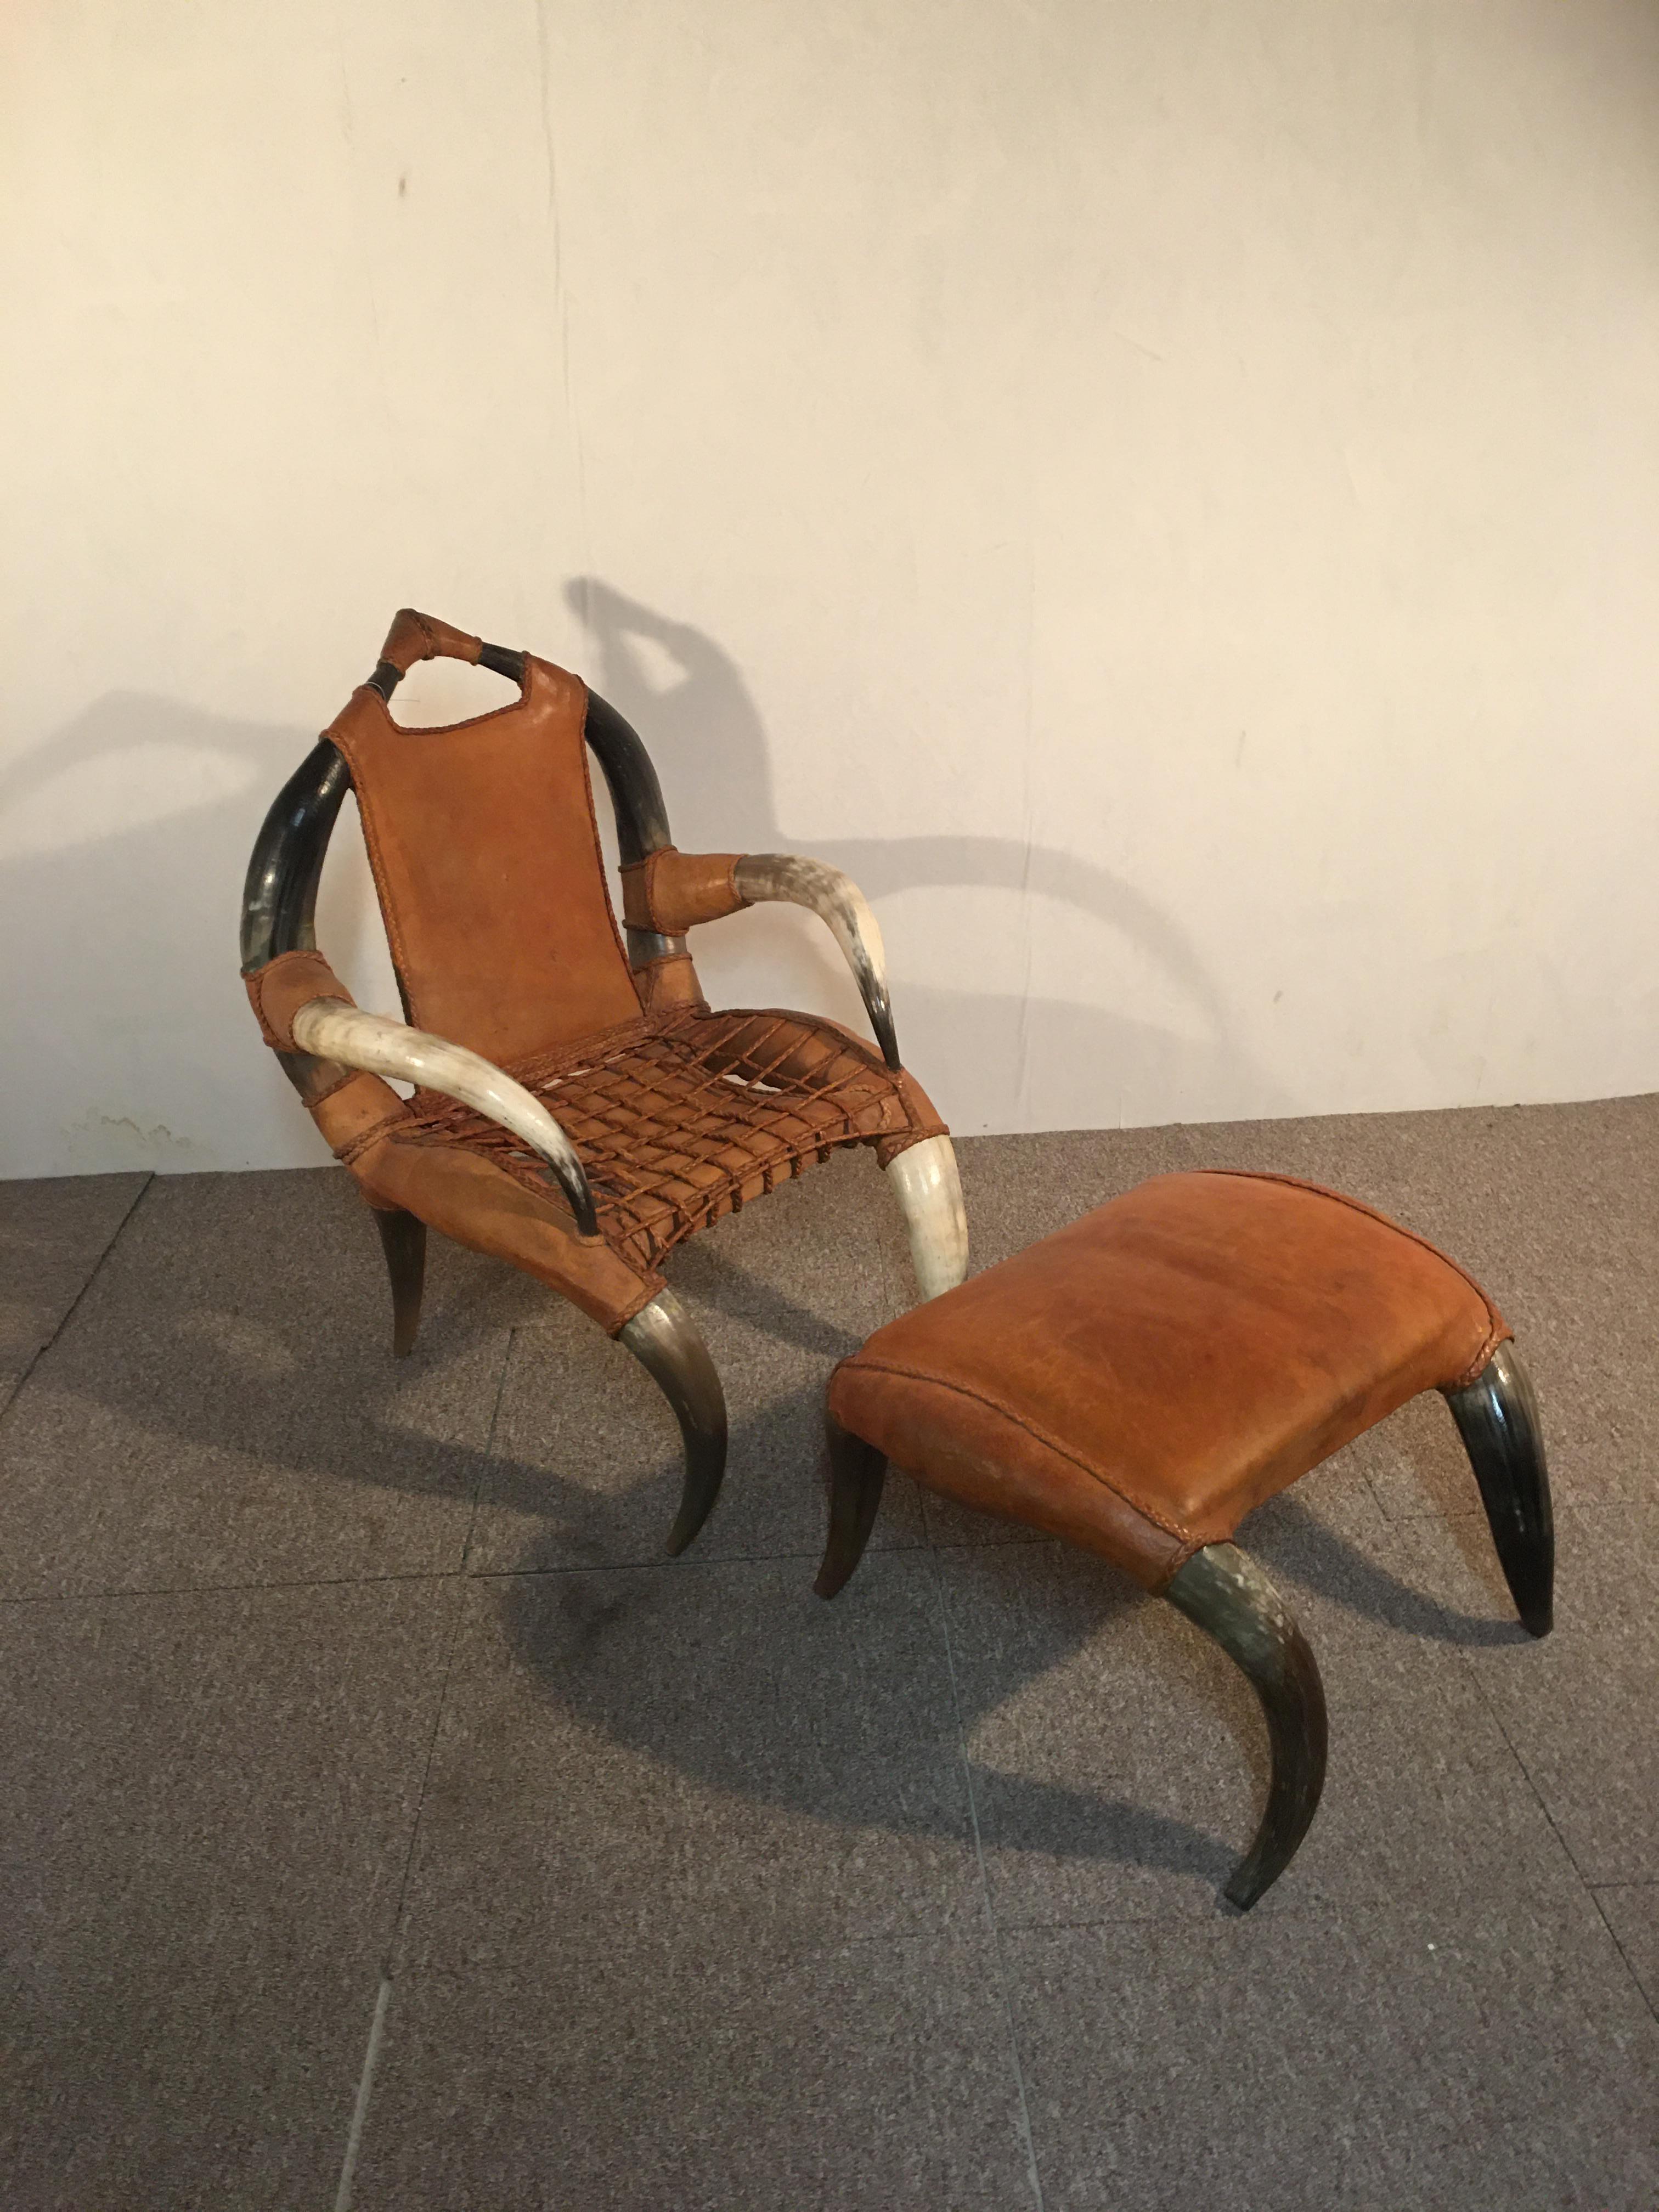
[326,654,642,1065]
[631,951,709,1016]
[620,847,747,935]
[872,1073,947,1167]
[378,606,484,675]
[828,1171,1509,1592]
[308,1069,412,1160]
[245,949,354,1050]
[350,1126,659,1332]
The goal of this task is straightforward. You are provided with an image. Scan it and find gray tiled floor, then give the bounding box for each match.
[0,1172,146,1415]
[2,1101,1657,2209]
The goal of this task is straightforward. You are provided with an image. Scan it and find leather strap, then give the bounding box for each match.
[245,949,354,1051]
[377,607,485,676]
[620,847,747,935]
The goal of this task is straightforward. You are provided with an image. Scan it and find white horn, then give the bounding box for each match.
[733,853,899,1069]
[884,1134,968,1302]
[289,998,597,1235]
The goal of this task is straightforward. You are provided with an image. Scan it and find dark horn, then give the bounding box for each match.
[1165,1542,1329,1910]
[618,1290,729,1555]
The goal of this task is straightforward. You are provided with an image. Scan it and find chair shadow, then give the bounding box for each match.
[0,691,390,1172]
[565,576,1296,1131]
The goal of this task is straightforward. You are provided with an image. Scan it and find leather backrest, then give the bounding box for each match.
[324,653,643,1067]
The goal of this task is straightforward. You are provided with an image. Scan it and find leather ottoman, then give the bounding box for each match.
[816,1170,1555,1907]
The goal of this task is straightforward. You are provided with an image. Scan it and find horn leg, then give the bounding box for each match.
[619,1289,729,1555]
[884,1135,969,1303]
[814,1415,888,1599]
[1443,1342,1554,1638]
[373,1207,426,1358]
[1165,1543,1329,1911]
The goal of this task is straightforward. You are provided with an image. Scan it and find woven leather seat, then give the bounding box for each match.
[396,1005,928,1276]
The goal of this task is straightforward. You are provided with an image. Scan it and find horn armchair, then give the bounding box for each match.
[240,607,967,1555]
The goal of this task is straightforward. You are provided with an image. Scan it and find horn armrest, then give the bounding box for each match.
[288,998,598,1237]
[732,853,900,1071]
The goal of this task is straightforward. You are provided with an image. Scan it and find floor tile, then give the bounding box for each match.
[0,1171,148,1413]
[934,1486,1572,1928]
[1,1932,381,2212]
[351,1927,1035,2212]
[466,1152,924,1573]
[399,1553,980,1970]
[0,1577,456,2209]
[0,1098,1654,2207]
[1004,1891,1659,2210]
[1595,1883,1659,2018]
[0,1169,507,1595]
[1397,1498,1659,1884]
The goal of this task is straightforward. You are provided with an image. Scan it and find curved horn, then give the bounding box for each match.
[1164,1542,1329,1910]
[884,1135,969,1302]
[1443,1341,1554,1638]
[733,854,899,1071]
[814,1414,888,1599]
[240,738,351,975]
[288,999,599,1239]
[618,1289,729,1554]
[373,1207,426,1358]
[585,691,682,964]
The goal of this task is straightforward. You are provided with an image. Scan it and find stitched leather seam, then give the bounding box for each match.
[1448,1322,1513,1392]
[304,1066,360,1109]
[360,670,523,742]
[841,1357,1192,1544]
[334,1113,411,1167]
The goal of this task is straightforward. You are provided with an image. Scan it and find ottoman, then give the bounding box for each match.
[818,1170,1554,1908]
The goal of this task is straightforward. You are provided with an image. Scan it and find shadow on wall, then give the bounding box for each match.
[0,692,382,1173]
[567,578,1290,1133]
[2,583,1283,1172]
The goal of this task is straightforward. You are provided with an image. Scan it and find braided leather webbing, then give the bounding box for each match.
[396,1008,926,1275]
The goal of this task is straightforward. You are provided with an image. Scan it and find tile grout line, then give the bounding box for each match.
[0,1171,154,1426]
[329,1325,517,2209]
[459,1325,516,1574]
[385,1325,517,1954]
[0,1566,467,1609]
[332,1972,392,2212]
[1448,1641,1659,2027]
[926,1549,1048,2212]
[1585,1891,1659,2023]
[0,1540,947,1612]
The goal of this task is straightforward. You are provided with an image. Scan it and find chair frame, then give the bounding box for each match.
[242,637,967,1555]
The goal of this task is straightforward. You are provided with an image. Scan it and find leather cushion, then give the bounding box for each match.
[828,1171,1508,1590]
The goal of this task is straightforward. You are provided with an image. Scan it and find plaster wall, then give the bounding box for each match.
[3,1,1656,1174]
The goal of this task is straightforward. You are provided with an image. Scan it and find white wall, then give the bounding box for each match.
[4,0,1657,1176]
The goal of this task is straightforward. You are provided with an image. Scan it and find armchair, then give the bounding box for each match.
[241,608,967,1554]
